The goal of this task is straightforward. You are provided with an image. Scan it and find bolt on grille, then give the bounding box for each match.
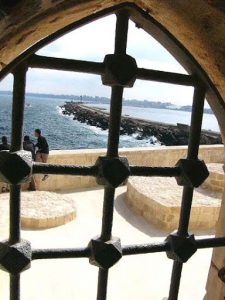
[0,4,224,300]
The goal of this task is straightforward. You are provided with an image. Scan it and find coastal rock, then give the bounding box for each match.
[61,102,222,146]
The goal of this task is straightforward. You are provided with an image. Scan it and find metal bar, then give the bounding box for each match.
[122,242,169,255]
[178,84,206,236]
[33,163,97,176]
[106,86,124,157]
[137,68,196,86]
[9,185,21,245]
[9,64,27,245]
[32,247,90,260]
[28,54,104,75]
[168,84,206,300]
[10,64,27,152]
[10,274,20,300]
[97,269,109,300]
[114,10,129,54]
[33,163,180,177]
[100,187,115,241]
[168,261,183,300]
[130,166,180,177]
[196,237,225,249]
[97,11,129,300]
[28,55,197,87]
[9,64,27,300]
[187,84,206,160]
[30,236,225,261]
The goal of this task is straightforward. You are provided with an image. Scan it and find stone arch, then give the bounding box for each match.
[0,1,224,299]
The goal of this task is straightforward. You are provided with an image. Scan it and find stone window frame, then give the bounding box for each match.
[0,3,224,300]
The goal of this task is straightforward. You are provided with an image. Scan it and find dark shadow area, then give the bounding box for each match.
[114,191,168,238]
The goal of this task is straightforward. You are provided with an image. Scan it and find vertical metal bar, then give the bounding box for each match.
[9,185,21,244]
[96,10,129,300]
[9,64,27,300]
[100,187,115,241]
[106,86,123,157]
[168,84,206,300]
[10,274,20,300]
[10,64,27,153]
[106,9,129,157]
[97,269,109,300]
[178,84,205,237]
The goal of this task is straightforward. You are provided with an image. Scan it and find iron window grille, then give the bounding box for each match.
[0,3,224,300]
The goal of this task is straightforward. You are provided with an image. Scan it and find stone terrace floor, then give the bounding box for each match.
[0,187,216,300]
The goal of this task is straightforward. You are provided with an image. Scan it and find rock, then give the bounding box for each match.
[61,102,222,146]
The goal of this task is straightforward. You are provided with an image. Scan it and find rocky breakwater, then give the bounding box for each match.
[61,102,222,146]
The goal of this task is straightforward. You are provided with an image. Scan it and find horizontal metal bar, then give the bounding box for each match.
[196,237,225,249]
[137,68,196,86]
[33,157,181,184]
[130,166,180,177]
[122,241,169,255]
[33,163,98,176]
[28,55,197,87]
[32,247,90,260]
[31,237,225,261]
[28,54,104,75]
[33,163,181,178]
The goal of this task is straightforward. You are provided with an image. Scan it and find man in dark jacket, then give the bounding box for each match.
[34,129,49,181]
[23,135,35,160]
[0,136,10,150]
[34,129,49,162]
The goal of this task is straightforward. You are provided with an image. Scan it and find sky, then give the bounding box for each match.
[0,15,195,106]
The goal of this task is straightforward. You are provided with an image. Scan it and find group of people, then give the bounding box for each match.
[0,129,49,191]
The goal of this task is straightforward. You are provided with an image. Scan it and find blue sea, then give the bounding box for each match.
[0,94,220,150]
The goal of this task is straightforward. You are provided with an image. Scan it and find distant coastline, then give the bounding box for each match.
[0,90,213,115]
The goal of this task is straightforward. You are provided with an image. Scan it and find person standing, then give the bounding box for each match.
[23,135,35,160]
[0,136,10,192]
[34,129,49,181]
[23,135,36,191]
[0,136,10,150]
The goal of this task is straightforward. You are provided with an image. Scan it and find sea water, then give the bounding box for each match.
[0,94,220,150]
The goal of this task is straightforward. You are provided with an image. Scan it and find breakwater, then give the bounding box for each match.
[61,102,222,146]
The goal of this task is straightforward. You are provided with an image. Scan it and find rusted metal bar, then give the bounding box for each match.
[196,237,225,249]
[10,274,20,300]
[33,163,98,176]
[106,86,124,157]
[97,10,129,300]
[9,64,27,245]
[32,247,90,260]
[137,68,196,86]
[28,54,104,75]
[168,84,206,300]
[9,64,27,300]
[28,54,196,88]
[130,166,180,177]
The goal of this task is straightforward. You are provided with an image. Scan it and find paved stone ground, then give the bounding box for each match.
[0,187,215,300]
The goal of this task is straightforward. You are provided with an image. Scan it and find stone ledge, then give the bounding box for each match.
[126,177,221,231]
[202,163,225,193]
[0,191,76,230]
